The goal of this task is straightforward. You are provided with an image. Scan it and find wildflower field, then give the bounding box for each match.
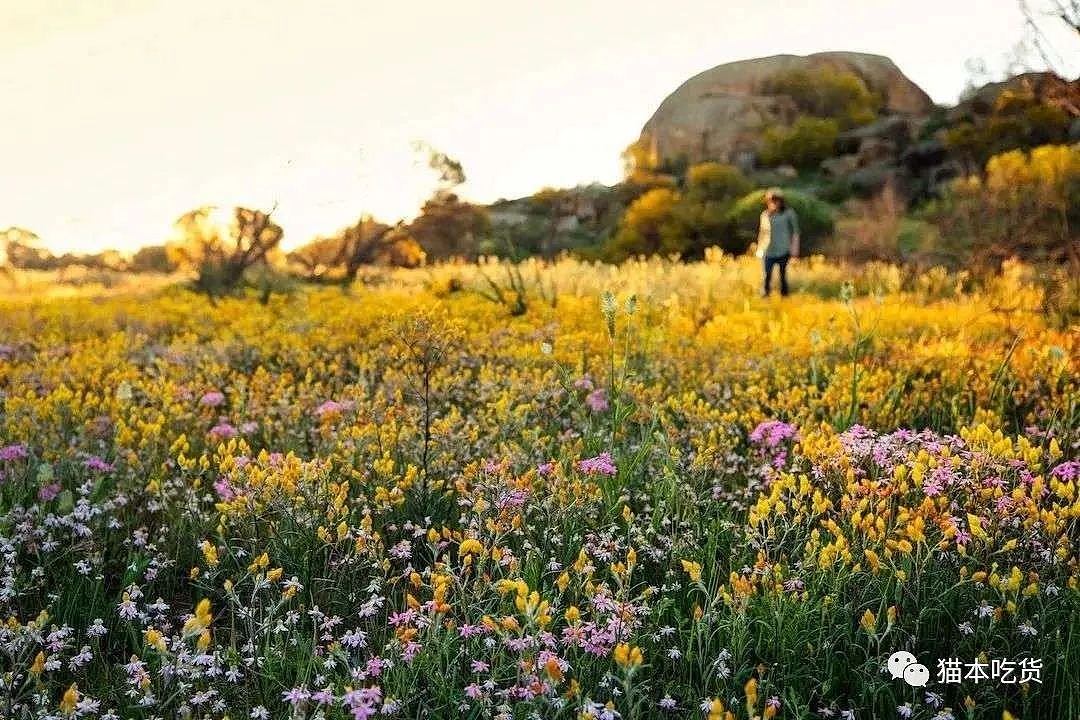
[0,255,1076,720]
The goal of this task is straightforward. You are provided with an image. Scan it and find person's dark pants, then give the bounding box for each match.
[763,254,790,296]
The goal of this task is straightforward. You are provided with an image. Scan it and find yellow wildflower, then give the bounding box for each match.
[60,683,79,715]
[681,559,703,582]
[612,642,643,668]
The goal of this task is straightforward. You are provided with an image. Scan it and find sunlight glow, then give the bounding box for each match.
[1,0,1075,254]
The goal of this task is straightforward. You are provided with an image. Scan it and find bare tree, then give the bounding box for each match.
[1,227,50,269]
[288,218,423,284]
[407,144,490,260]
[1019,1,1080,73]
[167,205,284,296]
[413,141,466,194]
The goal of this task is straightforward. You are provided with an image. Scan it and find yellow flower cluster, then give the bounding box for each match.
[748,421,1078,602]
[0,255,1073,718]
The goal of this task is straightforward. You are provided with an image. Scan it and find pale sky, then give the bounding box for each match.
[1,0,1076,253]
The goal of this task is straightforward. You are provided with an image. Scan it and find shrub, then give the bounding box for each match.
[944,90,1070,170]
[919,143,1079,323]
[129,244,178,274]
[827,184,906,263]
[603,165,755,261]
[288,219,425,283]
[605,188,686,261]
[759,117,839,169]
[760,67,882,127]
[407,194,491,261]
[920,143,1080,272]
[723,188,835,254]
[683,162,752,202]
[167,206,285,297]
[665,163,753,257]
[825,185,943,266]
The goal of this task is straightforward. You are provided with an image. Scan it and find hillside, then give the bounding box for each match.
[480,53,1078,269]
[633,53,1078,200]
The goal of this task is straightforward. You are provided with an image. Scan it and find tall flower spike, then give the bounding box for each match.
[600,291,617,338]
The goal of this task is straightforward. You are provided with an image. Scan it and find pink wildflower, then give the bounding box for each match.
[83,456,113,472]
[0,443,28,461]
[209,423,238,441]
[200,391,225,407]
[585,389,609,412]
[282,687,310,705]
[314,400,344,419]
[578,452,617,476]
[749,420,797,448]
[38,483,62,501]
[213,478,236,501]
[1050,460,1078,481]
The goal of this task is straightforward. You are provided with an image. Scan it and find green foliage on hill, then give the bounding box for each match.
[759,117,840,169]
[945,89,1071,169]
[605,187,686,261]
[761,66,883,127]
[684,162,753,202]
[604,163,758,261]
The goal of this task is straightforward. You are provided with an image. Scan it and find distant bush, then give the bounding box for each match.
[603,164,755,261]
[759,118,839,169]
[919,143,1080,271]
[919,143,1079,322]
[167,206,285,297]
[825,185,941,265]
[683,162,752,202]
[129,244,179,274]
[621,136,658,177]
[818,178,855,204]
[408,194,491,261]
[527,187,569,215]
[761,67,882,127]
[676,163,753,258]
[1,227,50,270]
[916,105,951,141]
[605,188,686,261]
[724,188,835,254]
[289,218,424,284]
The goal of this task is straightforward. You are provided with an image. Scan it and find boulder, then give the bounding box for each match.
[839,114,913,145]
[820,155,860,177]
[927,161,963,193]
[639,52,933,166]
[555,216,580,232]
[856,137,898,166]
[848,161,900,197]
[488,209,530,227]
[899,139,948,172]
[836,115,912,167]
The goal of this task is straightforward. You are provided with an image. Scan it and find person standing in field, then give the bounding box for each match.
[757,187,800,297]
